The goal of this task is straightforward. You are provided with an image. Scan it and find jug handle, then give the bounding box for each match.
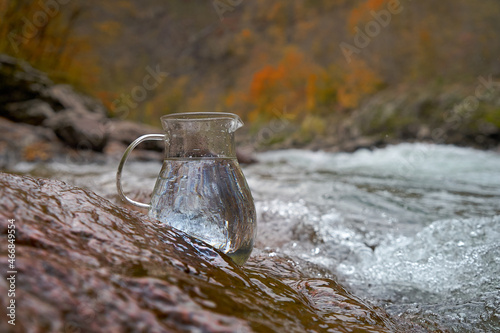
[116,134,165,209]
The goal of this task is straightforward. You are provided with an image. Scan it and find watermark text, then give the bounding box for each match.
[6,219,17,326]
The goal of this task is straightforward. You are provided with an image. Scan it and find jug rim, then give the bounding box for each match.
[161,112,241,122]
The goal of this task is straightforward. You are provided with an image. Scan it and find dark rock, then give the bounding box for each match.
[44,110,109,152]
[0,54,52,107]
[0,173,424,333]
[3,99,55,125]
[338,136,385,153]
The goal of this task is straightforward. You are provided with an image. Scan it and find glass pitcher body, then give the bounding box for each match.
[116,113,257,265]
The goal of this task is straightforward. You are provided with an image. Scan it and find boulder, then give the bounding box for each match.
[0,54,52,107]
[44,110,109,152]
[0,173,424,333]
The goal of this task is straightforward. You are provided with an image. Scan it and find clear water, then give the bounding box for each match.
[149,158,256,265]
[10,143,500,331]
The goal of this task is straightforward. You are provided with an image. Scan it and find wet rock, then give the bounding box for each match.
[338,136,386,153]
[0,173,424,333]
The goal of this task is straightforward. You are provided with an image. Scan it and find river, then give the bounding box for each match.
[10,143,500,332]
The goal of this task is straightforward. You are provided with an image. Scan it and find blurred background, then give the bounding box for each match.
[2,0,500,151]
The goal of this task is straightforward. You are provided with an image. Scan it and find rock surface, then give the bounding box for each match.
[0,173,426,332]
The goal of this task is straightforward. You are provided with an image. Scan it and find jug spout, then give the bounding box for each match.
[229,115,243,133]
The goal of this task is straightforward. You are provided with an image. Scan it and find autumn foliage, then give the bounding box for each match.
[1,0,499,136]
[247,48,321,121]
[243,47,382,122]
[348,0,389,31]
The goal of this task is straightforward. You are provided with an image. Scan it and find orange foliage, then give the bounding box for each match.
[5,0,491,131]
[348,8,363,31]
[348,0,389,31]
[241,28,253,39]
[247,48,320,121]
[240,48,383,121]
[250,65,284,101]
[367,0,387,11]
[337,59,382,109]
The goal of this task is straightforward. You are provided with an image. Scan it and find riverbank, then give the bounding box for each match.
[1,54,499,170]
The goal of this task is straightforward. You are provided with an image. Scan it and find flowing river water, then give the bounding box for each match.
[10,143,500,332]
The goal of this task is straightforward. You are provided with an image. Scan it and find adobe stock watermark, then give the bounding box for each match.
[6,219,17,326]
[340,0,410,64]
[8,0,71,53]
[213,0,243,21]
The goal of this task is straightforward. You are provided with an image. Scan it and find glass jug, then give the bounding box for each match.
[116,112,257,265]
